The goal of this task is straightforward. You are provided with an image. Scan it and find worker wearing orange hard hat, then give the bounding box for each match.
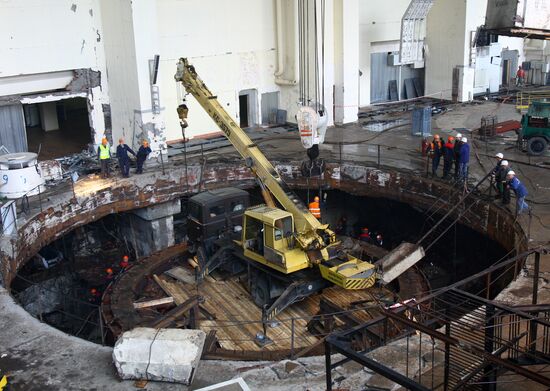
[136,140,152,174]
[426,134,443,177]
[442,136,455,179]
[359,227,372,243]
[98,137,111,179]
[308,196,321,219]
[88,287,101,305]
[119,255,130,269]
[105,267,114,283]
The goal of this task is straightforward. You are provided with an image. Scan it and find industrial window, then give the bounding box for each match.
[231,201,244,212]
[188,202,202,221]
[209,205,225,217]
[274,216,293,240]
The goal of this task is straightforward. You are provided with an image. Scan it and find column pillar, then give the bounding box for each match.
[121,199,180,257]
[39,102,59,131]
[333,0,359,124]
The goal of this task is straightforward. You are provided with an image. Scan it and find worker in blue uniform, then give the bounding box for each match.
[506,171,529,215]
[116,138,136,178]
[136,140,152,174]
[458,137,470,184]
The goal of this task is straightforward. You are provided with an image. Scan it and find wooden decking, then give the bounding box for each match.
[152,269,394,353]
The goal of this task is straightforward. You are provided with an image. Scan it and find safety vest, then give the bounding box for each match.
[99,144,110,159]
[309,201,321,218]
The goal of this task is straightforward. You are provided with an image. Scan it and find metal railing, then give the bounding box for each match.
[325,247,550,391]
[515,90,550,110]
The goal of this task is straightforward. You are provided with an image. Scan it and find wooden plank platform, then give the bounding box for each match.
[152,267,394,354]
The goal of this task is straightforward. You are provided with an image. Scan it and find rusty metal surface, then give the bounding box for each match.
[2,161,527,290]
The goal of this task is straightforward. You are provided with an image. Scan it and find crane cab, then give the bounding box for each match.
[187,187,249,256]
[240,205,309,274]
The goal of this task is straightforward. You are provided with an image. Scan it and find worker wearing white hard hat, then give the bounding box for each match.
[494,160,511,204]
[453,134,463,179]
[492,153,505,176]
[457,135,470,184]
[506,170,529,215]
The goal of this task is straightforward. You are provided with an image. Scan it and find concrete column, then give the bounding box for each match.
[129,0,166,157]
[121,199,180,257]
[39,102,59,131]
[333,0,359,124]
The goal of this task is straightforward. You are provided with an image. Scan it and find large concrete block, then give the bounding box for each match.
[113,327,205,384]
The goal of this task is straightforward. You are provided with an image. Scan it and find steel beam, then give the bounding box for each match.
[326,335,431,391]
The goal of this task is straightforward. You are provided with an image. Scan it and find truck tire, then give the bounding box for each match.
[251,276,270,307]
[527,137,548,156]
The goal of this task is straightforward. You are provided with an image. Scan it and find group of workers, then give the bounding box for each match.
[426,133,470,182]
[359,227,384,247]
[88,255,132,304]
[97,137,152,179]
[491,152,530,215]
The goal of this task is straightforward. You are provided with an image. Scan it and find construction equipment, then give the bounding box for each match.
[519,100,550,156]
[175,58,423,320]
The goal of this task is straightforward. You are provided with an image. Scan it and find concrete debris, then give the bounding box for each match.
[112,327,205,384]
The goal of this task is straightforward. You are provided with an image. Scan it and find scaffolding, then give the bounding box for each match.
[325,247,550,391]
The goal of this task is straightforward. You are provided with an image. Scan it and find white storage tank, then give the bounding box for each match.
[0,153,45,199]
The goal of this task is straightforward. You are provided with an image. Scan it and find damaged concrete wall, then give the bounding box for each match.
[156,0,280,141]
[0,0,110,146]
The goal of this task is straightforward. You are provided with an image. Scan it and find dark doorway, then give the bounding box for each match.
[239,95,249,128]
[25,97,92,160]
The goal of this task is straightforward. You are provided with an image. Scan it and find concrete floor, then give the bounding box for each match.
[0,99,549,390]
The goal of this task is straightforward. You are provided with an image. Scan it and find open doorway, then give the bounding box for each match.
[239,89,258,129]
[239,95,249,128]
[25,97,92,160]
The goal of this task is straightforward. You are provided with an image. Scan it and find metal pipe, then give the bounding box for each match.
[274,0,285,77]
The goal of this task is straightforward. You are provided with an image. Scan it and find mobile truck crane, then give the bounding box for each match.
[174,58,424,321]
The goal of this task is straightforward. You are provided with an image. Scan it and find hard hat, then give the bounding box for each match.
[507,170,515,176]
[448,136,455,142]
[101,137,108,144]
[456,133,462,139]
[314,196,320,202]
[495,153,504,159]
[122,255,129,261]
[501,160,509,166]
[106,268,113,274]
[461,137,468,143]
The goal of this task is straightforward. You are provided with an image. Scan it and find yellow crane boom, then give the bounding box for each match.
[175,58,376,291]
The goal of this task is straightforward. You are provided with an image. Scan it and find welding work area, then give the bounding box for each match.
[1,1,550,390]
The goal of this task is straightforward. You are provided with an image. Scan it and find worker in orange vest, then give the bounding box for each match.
[309,196,321,219]
[427,134,443,177]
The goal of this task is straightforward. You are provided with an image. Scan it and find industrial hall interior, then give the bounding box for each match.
[1,0,550,390]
